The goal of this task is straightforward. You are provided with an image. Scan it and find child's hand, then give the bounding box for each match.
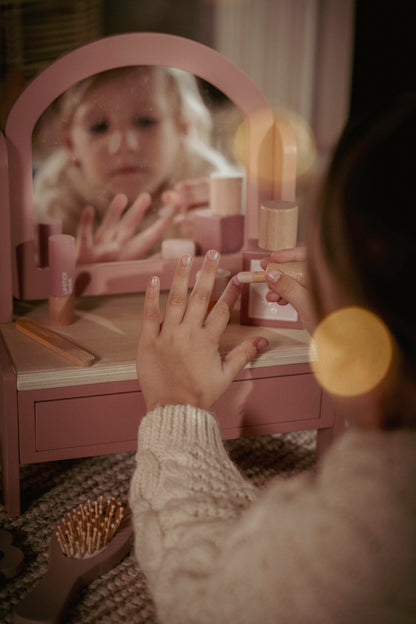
[162,178,210,212]
[259,247,316,334]
[161,178,210,237]
[75,192,171,263]
[137,250,269,412]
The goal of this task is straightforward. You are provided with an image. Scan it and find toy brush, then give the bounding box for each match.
[14,497,133,624]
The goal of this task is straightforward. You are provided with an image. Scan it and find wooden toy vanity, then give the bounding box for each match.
[0,293,343,517]
[0,33,344,517]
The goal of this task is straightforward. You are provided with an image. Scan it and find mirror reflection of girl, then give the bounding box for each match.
[130,95,416,622]
[33,66,238,263]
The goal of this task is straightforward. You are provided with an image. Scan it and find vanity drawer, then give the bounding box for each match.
[18,370,326,462]
[215,372,325,438]
[18,382,146,462]
[34,391,145,452]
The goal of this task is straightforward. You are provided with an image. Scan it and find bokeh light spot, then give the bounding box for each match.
[274,107,317,178]
[232,106,317,187]
[309,307,393,397]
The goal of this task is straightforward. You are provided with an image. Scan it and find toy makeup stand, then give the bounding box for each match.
[0,33,345,517]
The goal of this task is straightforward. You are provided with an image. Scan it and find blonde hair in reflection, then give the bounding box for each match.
[57,66,213,150]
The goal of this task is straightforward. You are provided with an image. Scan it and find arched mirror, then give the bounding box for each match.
[31,65,244,263]
[5,33,288,300]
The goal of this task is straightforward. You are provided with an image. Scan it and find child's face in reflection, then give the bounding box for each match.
[65,68,186,202]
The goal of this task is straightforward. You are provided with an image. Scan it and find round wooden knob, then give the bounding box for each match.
[258,200,298,251]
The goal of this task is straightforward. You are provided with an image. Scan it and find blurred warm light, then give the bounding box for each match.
[309,307,393,397]
[232,108,275,188]
[274,107,317,178]
[232,106,317,181]
[233,116,248,169]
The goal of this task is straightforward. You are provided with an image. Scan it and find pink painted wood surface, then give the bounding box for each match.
[3,359,344,516]
[0,132,13,323]
[17,362,329,465]
[4,32,275,300]
[0,334,20,517]
[193,210,244,255]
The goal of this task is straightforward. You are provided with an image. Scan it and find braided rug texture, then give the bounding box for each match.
[1,430,317,623]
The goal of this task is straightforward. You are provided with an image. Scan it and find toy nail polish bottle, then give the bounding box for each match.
[192,174,244,254]
[161,238,196,259]
[240,199,303,328]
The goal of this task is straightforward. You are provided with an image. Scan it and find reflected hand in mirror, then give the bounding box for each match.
[33,65,241,264]
[75,192,172,263]
[162,177,210,238]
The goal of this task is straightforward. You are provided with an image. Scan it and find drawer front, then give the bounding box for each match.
[22,372,324,459]
[35,391,145,451]
[214,372,324,437]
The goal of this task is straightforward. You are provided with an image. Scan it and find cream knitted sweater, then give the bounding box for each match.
[129,405,416,623]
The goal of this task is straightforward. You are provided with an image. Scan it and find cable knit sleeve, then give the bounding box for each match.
[129,405,258,618]
[129,406,416,624]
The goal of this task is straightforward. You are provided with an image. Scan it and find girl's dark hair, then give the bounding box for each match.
[310,93,416,426]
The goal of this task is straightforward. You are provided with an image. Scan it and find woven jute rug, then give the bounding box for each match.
[0,430,317,623]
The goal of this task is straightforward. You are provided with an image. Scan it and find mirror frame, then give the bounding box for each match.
[5,32,287,300]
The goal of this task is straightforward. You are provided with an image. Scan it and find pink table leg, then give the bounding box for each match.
[0,334,20,516]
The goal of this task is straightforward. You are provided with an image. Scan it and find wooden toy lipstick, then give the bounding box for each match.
[236,261,306,286]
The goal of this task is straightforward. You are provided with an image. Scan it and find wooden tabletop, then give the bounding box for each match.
[1,293,312,391]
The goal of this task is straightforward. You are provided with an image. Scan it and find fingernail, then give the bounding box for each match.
[257,338,269,351]
[207,249,219,261]
[181,254,192,266]
[149,276,159,288]
[266,270,281,283]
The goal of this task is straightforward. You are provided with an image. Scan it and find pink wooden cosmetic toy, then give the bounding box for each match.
[240,197,303,328]
[161,238,196,259]
[192,208,244,254]
[210,173,243,216]
[48,234,76,326]
[193,173,244,254]
[37,220,62,268]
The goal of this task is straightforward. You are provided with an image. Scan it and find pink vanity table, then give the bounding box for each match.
[0,294,343,517]
[0,33,345,517]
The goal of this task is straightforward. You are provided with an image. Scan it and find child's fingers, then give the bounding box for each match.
[259,246,306,269]
[222,336,269,380]
[75,206,95,261]
[139,275,161,341]
[96,194,128,239]
[183,250,220,325]
[161,189,180,208]
[204,276,242,337]
[175,178,209,209]
[122,216,171,260]
[119,192,152,234]
[162,255,193,330]
[265,270,306,312]
[76,205,94,243]
[265,290,287,304]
